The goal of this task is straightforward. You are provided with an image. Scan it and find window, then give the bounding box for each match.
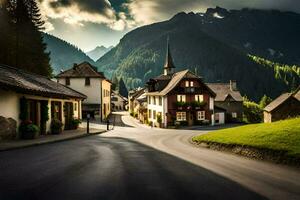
[148,96,150,104]
[153,111,156,119]
[74,102,77,111]
[85,77,90,86]
[195,95,204,102]
[232,112,237,118]
[149,109,152,118]
[152,96,155,105]
[159,97,162,106]
[197,111,205,120]
[176,112,186,121]
[177,95,186,102]
[65,78,70,86]
[190,81,194,87]
[185,81,189,87]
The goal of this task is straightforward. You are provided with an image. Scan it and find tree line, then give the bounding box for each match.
[0,0,52,77]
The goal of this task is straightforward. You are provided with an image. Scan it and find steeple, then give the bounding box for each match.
[164,37,175,75]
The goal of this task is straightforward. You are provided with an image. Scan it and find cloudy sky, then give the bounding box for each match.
[39,0,300,52]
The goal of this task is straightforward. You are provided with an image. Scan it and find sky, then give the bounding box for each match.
[39,0,300,52]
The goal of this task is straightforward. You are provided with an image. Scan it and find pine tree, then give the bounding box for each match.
[118,78,128,98]
[14,0,52,76]
[259,95,272,109]
[0,0,13,65]
[111,74,119,91]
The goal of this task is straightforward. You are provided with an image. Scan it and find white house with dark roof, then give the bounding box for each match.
[56,62,111,120]
[146,42,216,127]
[0,64,86,137]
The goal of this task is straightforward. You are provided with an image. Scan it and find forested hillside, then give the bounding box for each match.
[0,0,51,77]
[96,7,300,101]
[43,33,95,74]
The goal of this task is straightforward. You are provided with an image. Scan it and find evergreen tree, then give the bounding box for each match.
[0,0,52,77]
[0,1,13,66]
[111,74,119,91]
[118,78,128,97]
[259,95,273,109]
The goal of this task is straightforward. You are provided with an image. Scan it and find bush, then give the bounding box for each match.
[71,118,81,130]
[51,119,63,134]
[243,100,263,123]
[157,114,162,124]
[19,120,39,139]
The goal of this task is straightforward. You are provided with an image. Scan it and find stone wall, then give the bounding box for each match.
[0,116,17,140]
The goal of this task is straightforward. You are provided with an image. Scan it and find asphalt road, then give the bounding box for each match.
[0,112,299,200]
[0,136,266,200]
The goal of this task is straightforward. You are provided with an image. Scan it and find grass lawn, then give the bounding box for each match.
[192,118,300,157]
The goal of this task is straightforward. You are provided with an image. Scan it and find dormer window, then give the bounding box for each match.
[85,77,90,86]
[190,81,194,87]
[65,78,70,86]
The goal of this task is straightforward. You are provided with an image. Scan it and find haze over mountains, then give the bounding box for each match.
[86,46,113,61]
[95,7,300,101]
[43,33,95,74]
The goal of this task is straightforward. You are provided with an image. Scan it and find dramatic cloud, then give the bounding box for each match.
[40,0,300,50]
[39,0,134,31]
[125,0,300,26]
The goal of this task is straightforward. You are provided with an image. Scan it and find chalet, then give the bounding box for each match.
[111,91,128,111]
[264,89,300,123]
[0,64,86,136]
[207,81,243,122]
[146,43,216,128]
[56,62,111,121]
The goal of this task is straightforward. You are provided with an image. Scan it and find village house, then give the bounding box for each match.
[102,79,112,120]
[128,88,148,123]
[111,91,128,111]
[56,62,111,121]
[207,81,243,123]
[0,64,86,138]
[264,89,300,123]
[145,43,216,128]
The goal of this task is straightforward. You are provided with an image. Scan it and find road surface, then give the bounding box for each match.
[0,112,299,200]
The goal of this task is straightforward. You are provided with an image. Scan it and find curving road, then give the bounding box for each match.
[100,112,300,200]
[0,112,299,200]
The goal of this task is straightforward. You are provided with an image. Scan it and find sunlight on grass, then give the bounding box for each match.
[192,118,300,156]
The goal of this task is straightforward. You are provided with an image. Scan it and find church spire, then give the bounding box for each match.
[163,37,175,75]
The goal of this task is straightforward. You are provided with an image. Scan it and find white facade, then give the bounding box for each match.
[147,95,168,127]
[57,78,102,104]
[0,89,82,133]
[111,92,126,110]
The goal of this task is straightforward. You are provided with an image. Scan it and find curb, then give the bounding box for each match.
[0,130,107,152]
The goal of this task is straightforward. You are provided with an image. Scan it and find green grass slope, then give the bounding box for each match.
[192,118,300,156]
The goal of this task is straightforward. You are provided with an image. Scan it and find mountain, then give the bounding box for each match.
[96,7,300,101]
[86,46,113,61]
[43,33,95,75]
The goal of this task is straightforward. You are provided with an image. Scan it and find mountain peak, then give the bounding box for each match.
[86,45,113,61]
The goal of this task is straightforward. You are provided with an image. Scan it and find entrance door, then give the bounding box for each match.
[64,102,73,130]
[188,112,194,126]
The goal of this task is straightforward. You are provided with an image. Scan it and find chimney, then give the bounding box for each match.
[230,80,237,91]
[73,63,78,69]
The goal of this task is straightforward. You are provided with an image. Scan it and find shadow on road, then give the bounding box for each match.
[0,135,268,200]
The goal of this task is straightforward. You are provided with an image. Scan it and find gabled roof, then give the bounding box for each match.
[0,65,86,99]
[147,70,215,96]
[112,90,128,101]
[264,90,300,112]
[129,88,145,99]
[56,62,105,78]
[207,83,243,102]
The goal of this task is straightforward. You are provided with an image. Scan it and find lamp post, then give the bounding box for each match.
[87,113,90,134]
